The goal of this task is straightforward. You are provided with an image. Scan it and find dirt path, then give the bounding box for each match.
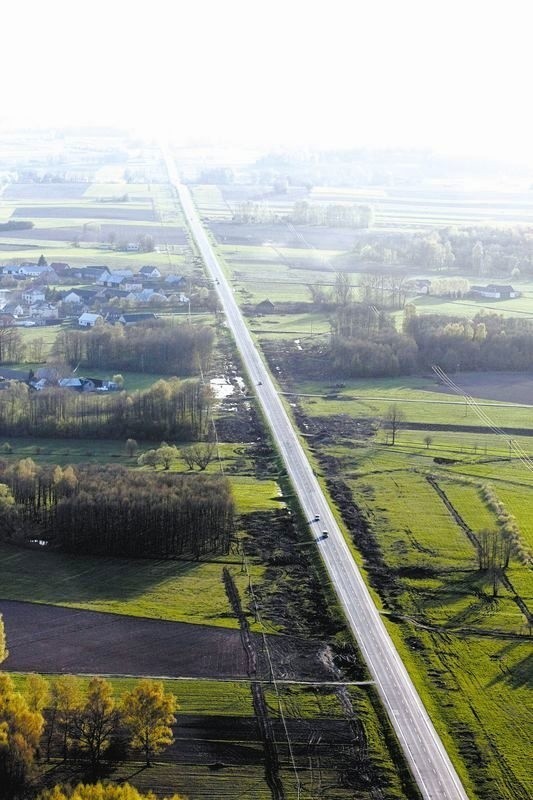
[223,568,285,800]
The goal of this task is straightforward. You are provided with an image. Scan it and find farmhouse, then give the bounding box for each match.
[62,288,100,307]
[23,288,46,304]
[49,262,71,275]
[164,274,186,287]
[72,265,110,282]
[470,284,521,300]
[78,312,104,327]
[139,265,161,278]
[2,303,24,317]
[18,263,55,279]
[255,298,275,313]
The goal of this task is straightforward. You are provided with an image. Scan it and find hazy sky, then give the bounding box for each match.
[3,0,532,161]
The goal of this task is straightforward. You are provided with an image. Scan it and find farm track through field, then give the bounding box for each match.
[222,568,284,800]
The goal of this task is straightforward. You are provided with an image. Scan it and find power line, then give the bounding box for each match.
[432,365,533,473]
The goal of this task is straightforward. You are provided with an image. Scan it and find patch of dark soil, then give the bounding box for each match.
[262,339,332,385]
[0,600,252,679]
[242,510,345,642]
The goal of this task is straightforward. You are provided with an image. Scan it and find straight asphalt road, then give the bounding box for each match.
[162,147,470,800]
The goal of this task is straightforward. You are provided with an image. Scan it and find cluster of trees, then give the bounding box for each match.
[326,303,533,377]
[0,378,212,440]
[405,310,533,372]
[352,225,533,276]
[138,441,216,471]
[329,303,418,377]
[290,200,373,228]
[232,201,277,224]
[0,324,24,363]
[0,667,181,797]
[53,320,214,376]
[38,785,184,800]
[0,460,234,558]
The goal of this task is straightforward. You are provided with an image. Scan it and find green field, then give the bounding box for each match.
[0,542,264,631]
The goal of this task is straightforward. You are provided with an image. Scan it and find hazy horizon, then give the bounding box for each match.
[3,0,533,166]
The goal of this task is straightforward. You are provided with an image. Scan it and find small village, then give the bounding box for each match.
[0,259,191,328]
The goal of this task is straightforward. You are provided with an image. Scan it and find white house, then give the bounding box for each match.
[18,264,54,278]
[23,288,46,304]
[78,312,103,327]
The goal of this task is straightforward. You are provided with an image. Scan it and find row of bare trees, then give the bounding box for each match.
[53,319,214,376]
[0,378,212,440]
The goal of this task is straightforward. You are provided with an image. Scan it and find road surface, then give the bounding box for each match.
[162,148,469,800]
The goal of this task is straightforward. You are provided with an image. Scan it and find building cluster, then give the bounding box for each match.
[0,262,189,327]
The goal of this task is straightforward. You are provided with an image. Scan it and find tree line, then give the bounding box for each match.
[326,304,533,377]
[289,200,374,228]
[53,319,214,376]
[0,460,234,558]
[351,225,533,276]
[0,666,183,799]
[0,378,212,440]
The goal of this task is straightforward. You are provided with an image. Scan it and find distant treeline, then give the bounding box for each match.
[53,319,214,375]
[0,220,34,231]
[352,226,533,276]
[328,305,533,376]
[231,199,373,228]
[0,460,234,558]
[0,378,211,440]
[289,200,373,228]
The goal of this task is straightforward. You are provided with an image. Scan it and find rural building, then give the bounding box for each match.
[164,274,186,287]
[23,288,46,304]
[103,307,122,324]
[78,312,104,327]
[139,266,161,278]
[97,272,126,288]
[62,289,99,307]
[255,298,275,314]
[72,266,110,281]
[49,262,71,275]
[58,377,83,390]
[470,284,521,300]
[2,303,24,317]
[18,263,56,279]
[119,312,157,325]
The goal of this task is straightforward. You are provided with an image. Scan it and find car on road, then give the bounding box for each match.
[322,530,328,539]
[314,513,320,521]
